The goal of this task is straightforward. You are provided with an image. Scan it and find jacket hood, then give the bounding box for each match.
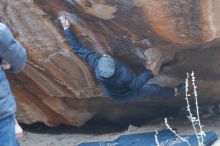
[95,55,116,79]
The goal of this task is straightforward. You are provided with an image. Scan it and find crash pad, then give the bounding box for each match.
[78,130,217,146]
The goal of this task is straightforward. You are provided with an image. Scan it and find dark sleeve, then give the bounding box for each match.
[64,28,100,70]
[127,69,154,90]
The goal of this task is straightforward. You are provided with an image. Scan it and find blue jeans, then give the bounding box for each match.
[0,115,19,146]
[126,84,175,102]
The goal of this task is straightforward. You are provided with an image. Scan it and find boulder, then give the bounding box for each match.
[0,0,220,126]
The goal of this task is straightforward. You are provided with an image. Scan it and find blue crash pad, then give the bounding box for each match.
[78,129,217,146]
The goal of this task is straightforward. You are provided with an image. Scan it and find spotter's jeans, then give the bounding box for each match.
[0,115,19,146]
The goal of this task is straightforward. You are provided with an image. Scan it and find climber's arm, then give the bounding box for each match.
[59,16,100,70]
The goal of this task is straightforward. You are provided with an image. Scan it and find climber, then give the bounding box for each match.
[0,22,27,146]
[58,16,184,101]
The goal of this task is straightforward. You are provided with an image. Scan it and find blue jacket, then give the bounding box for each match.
[0,23,27,119]
[64,28,153,100]
[0,67,16,120]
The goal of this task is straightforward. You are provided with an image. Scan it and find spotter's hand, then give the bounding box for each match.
[1,60,11,70]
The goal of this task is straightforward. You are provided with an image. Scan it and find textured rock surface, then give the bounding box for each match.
[0,0,220,126]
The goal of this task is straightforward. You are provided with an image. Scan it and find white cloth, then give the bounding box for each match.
[15,119,23,138]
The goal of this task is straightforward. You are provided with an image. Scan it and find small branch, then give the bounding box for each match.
[185,72,199,142]
[191,72,205,146]
[164,118,191,146]
[155,130,160,146]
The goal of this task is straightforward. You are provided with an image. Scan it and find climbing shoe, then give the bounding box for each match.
[174,83,185,96]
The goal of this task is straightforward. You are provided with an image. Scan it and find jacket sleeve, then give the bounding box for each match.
[127,69,154,90]
[64,28,100,70]
[0,23,27,73]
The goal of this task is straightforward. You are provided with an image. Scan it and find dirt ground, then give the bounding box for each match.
[18,114,220,146]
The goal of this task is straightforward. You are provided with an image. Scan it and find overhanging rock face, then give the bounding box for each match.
[1,0,220,127]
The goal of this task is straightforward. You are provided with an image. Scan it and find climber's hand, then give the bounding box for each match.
[58,15,70,30]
